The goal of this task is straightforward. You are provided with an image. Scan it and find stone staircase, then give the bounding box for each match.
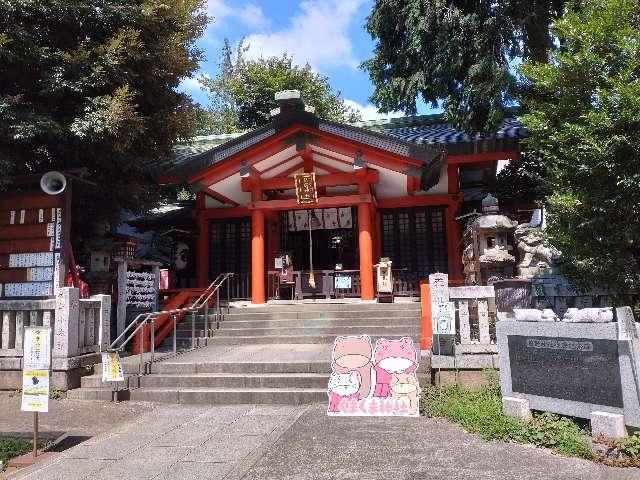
[68,302,425,405]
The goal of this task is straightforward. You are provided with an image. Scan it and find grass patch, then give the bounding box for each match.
[0,438,31,469]
[420,371,593,460]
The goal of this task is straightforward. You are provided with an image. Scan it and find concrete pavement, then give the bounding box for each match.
[7,403,639,480]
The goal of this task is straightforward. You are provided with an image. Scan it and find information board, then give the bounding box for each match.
[21,327,52,413]
[508,335,623,407]
[21,370,50,413]
[102,351,125,382]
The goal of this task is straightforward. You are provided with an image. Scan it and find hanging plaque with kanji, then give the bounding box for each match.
[294,172,318,205]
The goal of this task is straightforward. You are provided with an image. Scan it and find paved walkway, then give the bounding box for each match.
[7,403,639,480]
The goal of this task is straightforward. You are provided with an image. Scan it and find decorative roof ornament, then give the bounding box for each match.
[482,193,499,213]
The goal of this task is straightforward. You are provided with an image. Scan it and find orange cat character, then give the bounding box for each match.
[331,335,373,399]
[389,372,420,415]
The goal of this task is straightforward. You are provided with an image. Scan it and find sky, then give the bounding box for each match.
[178,0,438,121]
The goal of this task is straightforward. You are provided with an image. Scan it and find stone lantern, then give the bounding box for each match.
[462,194,518,285]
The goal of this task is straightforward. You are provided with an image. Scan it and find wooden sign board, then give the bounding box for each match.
[0,190,70,299]
[294,172,318,205]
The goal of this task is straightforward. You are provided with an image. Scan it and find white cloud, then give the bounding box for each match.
[179,73,211,94]
[206,0,270,30]
[243,0,365,70]
[179,76,202,93]
[344,99,404,122]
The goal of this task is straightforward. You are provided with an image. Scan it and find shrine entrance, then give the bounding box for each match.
[279,208,358,271]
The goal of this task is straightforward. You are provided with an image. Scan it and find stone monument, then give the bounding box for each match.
[497,307,640,438]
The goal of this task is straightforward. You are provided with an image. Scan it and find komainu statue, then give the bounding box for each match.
[514,224,562,278]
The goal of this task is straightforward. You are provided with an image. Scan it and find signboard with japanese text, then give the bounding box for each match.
[0,190,70,299]
[21,370,50,413]
[21,327,52,413]
[23,327,52,370]
[102,351,125,382]
[293,172,318,205]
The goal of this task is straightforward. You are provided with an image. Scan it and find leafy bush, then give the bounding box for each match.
[0,439,31,469]
[617,432,640,459]
[513,413,593,459]
[420,376,593,459]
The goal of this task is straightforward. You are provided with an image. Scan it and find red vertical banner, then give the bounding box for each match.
[420,281,433,351]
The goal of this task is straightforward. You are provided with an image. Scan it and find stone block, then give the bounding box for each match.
[431,370,457,388]
[590,411,627,439]
[457,370,492,390]
[502,396,532,422]
[54,287,80,357]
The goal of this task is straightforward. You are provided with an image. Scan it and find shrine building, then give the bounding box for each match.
[158,91,525,303]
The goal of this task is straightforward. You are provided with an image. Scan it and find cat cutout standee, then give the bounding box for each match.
[327,335,420,416]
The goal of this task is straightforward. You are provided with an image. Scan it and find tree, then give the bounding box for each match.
[362,0,567,134]
[200,40,360,133]
[519,0,640,292]
[0,0,207,233]
[495,152,548,204]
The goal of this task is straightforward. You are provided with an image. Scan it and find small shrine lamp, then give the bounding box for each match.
[239,160,250,178]
[353,150,365,170]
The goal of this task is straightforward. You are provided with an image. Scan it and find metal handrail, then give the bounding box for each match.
[106,273,235,377]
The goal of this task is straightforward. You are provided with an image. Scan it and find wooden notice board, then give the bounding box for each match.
[0,190,71,299]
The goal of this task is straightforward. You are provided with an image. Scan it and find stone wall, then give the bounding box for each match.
[0,287,110,390]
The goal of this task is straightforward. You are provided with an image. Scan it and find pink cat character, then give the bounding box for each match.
[372,337,418,398]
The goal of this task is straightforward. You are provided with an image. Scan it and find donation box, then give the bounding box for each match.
[376,258,393,294]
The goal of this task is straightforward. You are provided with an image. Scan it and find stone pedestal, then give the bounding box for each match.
[502,396,533,422]
[590,411,627,438]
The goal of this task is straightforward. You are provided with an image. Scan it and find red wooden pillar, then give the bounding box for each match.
[357,179,375,301]
[251,208,266,304]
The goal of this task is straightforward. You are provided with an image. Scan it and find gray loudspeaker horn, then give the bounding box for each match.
[40,171,67,195]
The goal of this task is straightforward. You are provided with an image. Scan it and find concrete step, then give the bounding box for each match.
[170,326,420,341]
[139,373,329,389]
[212,325,420,337]
[152,361,331,375]
[183,313,420,326]
[223,310,421,321]
[67,387,119,401]
[216,317,419,329]
[228,303,420,314]
[199,334,420,346]
[129,387,327,404]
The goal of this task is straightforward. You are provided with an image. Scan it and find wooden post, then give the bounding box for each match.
[358,202,374,301]
[33,412,38,458]
[251,209,266,304]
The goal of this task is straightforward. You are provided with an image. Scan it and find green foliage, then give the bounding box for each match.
[495,151,549,203]
[421,385,523,440]
[519,0,640,292]
[200,39,360,134]
[48,389,64,400]
[513,413,593,458]
[363,0,566,134]
[0,0,207,234]
[420,377,593,459]
[0,438,31,468]
[617,432,640,459]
